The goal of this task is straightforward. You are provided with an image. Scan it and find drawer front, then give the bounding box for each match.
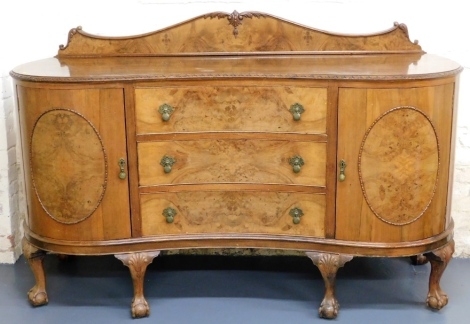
[135,86,327,134]
[138,140,326,186]
[140,191,325,237]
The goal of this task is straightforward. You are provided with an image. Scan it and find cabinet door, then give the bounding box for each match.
[18,86,131,241]
[336,85,454,242]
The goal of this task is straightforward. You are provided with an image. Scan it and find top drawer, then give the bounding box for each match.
[135,86,327,134]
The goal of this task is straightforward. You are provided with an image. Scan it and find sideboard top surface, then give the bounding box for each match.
[11,54,462,82]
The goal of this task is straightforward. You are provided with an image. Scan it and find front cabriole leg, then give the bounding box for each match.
[306,252,353,319]
[424,239,455,310]
[22,238,48,306]
[115,251,160,318]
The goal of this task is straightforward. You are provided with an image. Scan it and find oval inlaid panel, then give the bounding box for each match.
[358,107,439,225]
[31,109,107,224]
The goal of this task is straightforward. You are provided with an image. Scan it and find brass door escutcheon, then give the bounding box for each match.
[160,155,176,173]
[163,207,177,223]
[289,207,304,224]
[289,103,305,121]
[289,155,304,173]
[338,159,346,182]
[118,158,127,179]
[158,103,174,121]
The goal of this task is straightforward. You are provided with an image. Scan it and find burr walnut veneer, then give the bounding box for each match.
[11,11,461,319]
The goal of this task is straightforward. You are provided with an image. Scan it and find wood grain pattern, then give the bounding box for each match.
[31,109,106,224]
[359,107,439,225]
[11,54,463,84]
[57,12,422,57]
[135,86,327,134]
[137,140,326,186]
[17,85,131,241]
[140,191,325,237]
[336,84,454,242]
[12,13,461,317]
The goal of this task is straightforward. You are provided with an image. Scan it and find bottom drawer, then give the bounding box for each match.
[140,191,325,237]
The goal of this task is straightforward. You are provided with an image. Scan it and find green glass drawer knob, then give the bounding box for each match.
[338,159,347,182]
[289,207,304,224]
[158,103,174,121]
[289,103,305,121]
[163,207,177,223]
[289,155,304,173]
[160,155,176,173]
[118,158,127,179]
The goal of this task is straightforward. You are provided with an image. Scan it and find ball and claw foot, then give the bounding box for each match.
[424,239,454,311]
[27,286,48,306]
[115,251,160,319]
[427,289,449,310]
[306,252,353,320]
[319,297,339,319]
[131,297,150,318]
[23,239,48,307]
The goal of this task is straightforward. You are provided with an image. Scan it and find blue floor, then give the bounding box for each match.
[0,253,468,324]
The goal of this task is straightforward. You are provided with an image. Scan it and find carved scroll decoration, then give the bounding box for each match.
[204,10,267,37]
[59,26,82,51]
[30,108,108,224]
[394,22,419,45]
[358,106,439,225]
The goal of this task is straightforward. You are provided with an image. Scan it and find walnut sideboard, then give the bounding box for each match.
[11,11,462,319]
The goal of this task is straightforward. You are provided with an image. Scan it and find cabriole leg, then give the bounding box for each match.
[115,251,160,318]
[22,238,48,306]
[424,240,455,310]
[306,252,353,319]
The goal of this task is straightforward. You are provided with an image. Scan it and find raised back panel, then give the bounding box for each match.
[57,11,422,57]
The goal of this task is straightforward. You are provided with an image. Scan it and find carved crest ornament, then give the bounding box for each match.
[204,10,267,37]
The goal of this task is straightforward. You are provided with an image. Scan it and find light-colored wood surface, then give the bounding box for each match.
[135,86,327,134]
[12,12,462,319]
[10,11,460,255]
[336,84,454,242]
[137,140,326,186]
[140,191,325,237]
[11,54,461,82]
[17,85,131,241]
[57,12,422,57]
[31,109,106,224]
[359,107,439,225]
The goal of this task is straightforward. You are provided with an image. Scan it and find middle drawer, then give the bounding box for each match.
[138,139,326,186]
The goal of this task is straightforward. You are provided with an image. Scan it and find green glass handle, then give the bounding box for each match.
[289,155,304,173]
[163,207,177,223]
[118,158,127,180]
[289,207,304,224]
[339,159,347,182]
[160,155,176,173]
[289,103,305,121]
[158,103,174,121]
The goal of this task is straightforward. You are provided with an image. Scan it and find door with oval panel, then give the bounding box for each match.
[17,86,131,241]
[335,85,455,243]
